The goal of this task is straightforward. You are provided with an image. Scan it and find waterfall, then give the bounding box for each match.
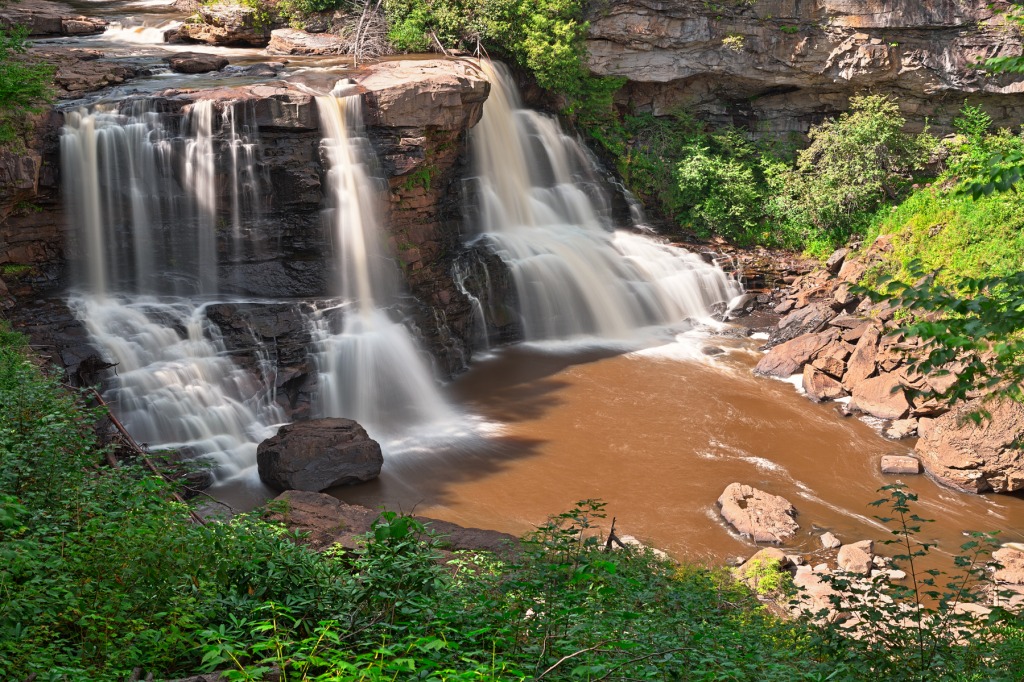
[309,90,454,434]
[62,100,283,483]
[468,61,739,340]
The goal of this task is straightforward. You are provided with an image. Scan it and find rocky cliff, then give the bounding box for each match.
[587,0,1024,134]
[1,58,489,401]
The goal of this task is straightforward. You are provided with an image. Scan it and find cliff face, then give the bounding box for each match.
[1,59,488,388]
[587,0,1024,133]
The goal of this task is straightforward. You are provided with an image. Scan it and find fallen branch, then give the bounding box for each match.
[604,517,627,551]
[89,388,206,526]
[536,641,613,680]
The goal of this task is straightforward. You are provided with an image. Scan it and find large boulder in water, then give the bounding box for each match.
[915,398,1024,493]
[165,52,229,73]
[717,483,799,544]
[257,419,383,492]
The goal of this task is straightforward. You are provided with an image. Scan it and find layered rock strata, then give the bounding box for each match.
[586,0,1024,134]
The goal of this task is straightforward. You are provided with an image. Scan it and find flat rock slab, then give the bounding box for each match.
[268,27,347,55]
[993,546,1024,585]
[358,59,489,131]
[257,418,383,492]
[880,454,921,475]
[267,490,520,556]
[718,483,799,544]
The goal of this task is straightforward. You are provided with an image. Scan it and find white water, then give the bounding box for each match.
[469,61,739,340]
[62,101,283,481]
[310,90,454,434]
[103,19,182,44]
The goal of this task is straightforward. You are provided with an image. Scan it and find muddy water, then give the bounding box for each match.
[337,330,1024,565]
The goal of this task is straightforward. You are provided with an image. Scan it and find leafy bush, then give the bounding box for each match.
[765,94,936,255]
[0,25,54,149]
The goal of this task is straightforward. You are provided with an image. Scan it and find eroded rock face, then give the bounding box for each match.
[915,398,1024,493]
[177,2,279,46]
[268,28,348,55]
[257,419,384,491]
[718,482,799,544]
[586,0,1024,134]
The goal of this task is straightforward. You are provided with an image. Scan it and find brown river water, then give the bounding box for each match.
[334,329,1024,567]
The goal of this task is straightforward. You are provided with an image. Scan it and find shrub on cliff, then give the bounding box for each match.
[382,0,589,96]
[0,25,54,149]
[765,94,936,255]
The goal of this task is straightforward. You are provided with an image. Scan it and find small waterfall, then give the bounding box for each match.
[102,20,182,44]
[62,100,283,482]
[309,90,453,434]
[468,61,739,340]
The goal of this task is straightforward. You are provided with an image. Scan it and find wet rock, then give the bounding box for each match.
[754,329,837,378]
[717,483,799,544]
[915,397,1024,493]
[820,531,841,550]
[769,301,836,346]
[837,540,874,575]
[993,546,1024,585]
[880,454,921,475]
[882,418,918,440]
[702,345,725,356]
[268,27,347,55]
[803,365,847,402]
[851,373,910,420]
[165,52,229,74]
[257,419,383,492]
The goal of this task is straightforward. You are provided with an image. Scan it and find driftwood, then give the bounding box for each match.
[604,517,627,551]
[89,388,206,526]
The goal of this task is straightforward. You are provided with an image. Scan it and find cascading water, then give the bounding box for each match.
[468,61,739,340]
[308,90,454,434]
[62,100,283,483]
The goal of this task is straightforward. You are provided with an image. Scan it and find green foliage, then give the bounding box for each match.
[741,557,794,596]
[382,0,590,97]
[806,485,1024,681]
[0,25,54,149]
[765,94,936,255]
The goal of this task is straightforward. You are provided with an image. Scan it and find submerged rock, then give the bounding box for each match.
[880,454,921,475]
[717,483,799,544]
[257,418,383,492]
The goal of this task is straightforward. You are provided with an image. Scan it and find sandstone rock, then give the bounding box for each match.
[992,546,1024,585]
[820,531,841,549]
[359,59,489,131]
[810,337,852,379]
[837,540,874,575]
[793,565,841,618]
[257,419,383,492]
[842,324,880,389]
[880,454,921,475]
[882,418,918,440]
[165,52,229,74]
[717,483,799,544]
[915,398,1024,493]
[177,2,277,46]
[755,329,836,377]
[851,373,910,420]
[268,28,347,55]
[736,547,793,591]
[824,247,849,274]
[769,301,836,346]
[803,365,847,402]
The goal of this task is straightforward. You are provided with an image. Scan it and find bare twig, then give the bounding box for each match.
[536,641,612,680]
[430,30,449,56]
[593,647,692,681]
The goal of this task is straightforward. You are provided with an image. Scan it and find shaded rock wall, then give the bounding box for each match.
[587,0,1024,134]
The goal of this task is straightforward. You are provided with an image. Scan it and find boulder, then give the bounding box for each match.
[165,52,229,74]
[755,329,836,378]
[842,324,880,389]
[837,540,874,575]
[993,546,1024,585]
[915,398,1024,493]
[177,2,276,46]
[820,531,842,549]
[802,365,847,402]
[360,59,489,131]
[717,483,799,544]
[257,418,383,492]
[769,301,836,346]
[882,418,918,440]
[851,373,910,420]
[736,547,793,592]
[824,247,850,275]
[268,28,347,55]
[880,454,921,475]
[810,337,852,378]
